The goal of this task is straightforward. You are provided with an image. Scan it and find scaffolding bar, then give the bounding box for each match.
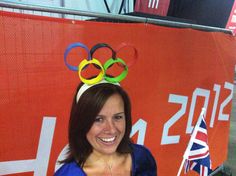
[209,165,224,176]
[0,0,233,34]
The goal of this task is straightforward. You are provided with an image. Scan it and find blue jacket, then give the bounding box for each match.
[54,143,157,176]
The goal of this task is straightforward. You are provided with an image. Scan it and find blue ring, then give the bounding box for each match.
[64,42,91,71]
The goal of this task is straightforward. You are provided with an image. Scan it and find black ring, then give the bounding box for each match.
[90,43,116,59]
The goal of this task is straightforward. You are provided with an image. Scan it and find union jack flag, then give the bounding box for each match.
[184,109,212,176]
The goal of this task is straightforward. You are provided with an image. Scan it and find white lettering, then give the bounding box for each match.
[0,117,56,175]
[218,82,234,121]
[161,94,188,145]
[186,88,210,134]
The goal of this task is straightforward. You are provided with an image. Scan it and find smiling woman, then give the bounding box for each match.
[54,80,157,176]
[86,94,126,156]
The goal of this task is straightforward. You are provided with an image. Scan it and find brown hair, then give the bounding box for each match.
[63,82,132,166]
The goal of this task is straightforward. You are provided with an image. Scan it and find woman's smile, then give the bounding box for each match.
[98,136,116,143]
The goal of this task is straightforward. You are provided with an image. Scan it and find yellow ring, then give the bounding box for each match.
[78,58,104,85]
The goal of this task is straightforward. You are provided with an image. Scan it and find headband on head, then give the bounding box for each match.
[76,80,120,103]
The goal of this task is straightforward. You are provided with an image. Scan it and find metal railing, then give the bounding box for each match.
[0,0,233,34]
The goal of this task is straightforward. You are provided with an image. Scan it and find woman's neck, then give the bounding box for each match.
[83,150,132,176]
[85,150,119,166]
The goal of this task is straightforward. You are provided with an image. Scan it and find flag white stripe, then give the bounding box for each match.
[190,162,197,170]
[204,166,208,176]
[200,165,208,176]
[198,127,207,134]
[189,147,209,157]
[193,138,208,146]
[189,153,209,160]
[148,0,152,8]
[152,0,156,8]
[155,0,159,9]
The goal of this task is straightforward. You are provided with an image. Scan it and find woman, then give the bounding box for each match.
[55,80,157,176]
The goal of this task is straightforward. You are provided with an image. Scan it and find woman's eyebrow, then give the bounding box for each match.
[97,112,125,116]
[114,112,125,115]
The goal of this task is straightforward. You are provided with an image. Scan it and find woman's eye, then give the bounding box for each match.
[95,117,103,123]
[114,115,124,120]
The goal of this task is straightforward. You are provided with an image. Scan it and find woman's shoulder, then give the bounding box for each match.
[131,143,153,156]
[54,160,86,176]
[130,143,157,176]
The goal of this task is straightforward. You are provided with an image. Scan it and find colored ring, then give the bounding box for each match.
[78,58,104,85]
[104,58,128,83]
[90,43,116,59]
[116,43,138,68]
[64,42,91,71]
[90,43,116,69]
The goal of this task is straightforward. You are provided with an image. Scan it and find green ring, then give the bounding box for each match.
[103,58,128,83]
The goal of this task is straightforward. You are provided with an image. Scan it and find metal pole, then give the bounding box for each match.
[0,0,232,34]
[60,0,65,18]
[209,165,224,176]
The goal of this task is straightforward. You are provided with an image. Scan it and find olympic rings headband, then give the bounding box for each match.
[64,42,137,85]
[76,79,120,103]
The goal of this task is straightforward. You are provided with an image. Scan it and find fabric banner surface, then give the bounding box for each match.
[0,11,236,176]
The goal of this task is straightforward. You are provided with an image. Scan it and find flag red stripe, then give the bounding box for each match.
[201,165,205,176]
[196,131,208,143]
[189,150,209,160]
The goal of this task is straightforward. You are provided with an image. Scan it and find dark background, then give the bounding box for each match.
[131,0,235,28]
[167,0,234,28]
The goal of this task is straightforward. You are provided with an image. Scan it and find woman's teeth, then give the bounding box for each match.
[99,137,116,142]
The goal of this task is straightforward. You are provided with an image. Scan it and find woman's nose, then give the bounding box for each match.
[104,120,116,132]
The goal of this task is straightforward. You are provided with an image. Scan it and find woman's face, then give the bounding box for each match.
[86,93,126,155]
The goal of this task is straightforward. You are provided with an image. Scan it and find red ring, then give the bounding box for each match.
[115,43,138,68]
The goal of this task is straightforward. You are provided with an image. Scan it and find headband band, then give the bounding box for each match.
[76,80,120,103]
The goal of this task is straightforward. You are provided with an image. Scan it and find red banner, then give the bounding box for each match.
[134,0,170,16]
[226,1,236,34]
[0,11,236,175]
